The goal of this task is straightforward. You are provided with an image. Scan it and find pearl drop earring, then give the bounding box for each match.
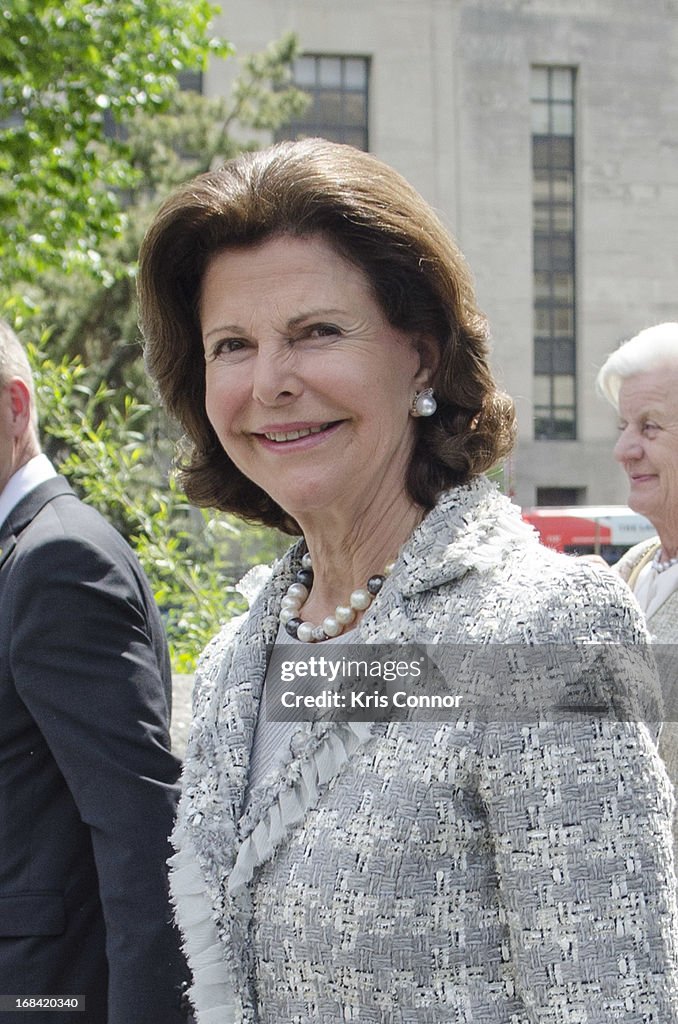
[410,388,437,417]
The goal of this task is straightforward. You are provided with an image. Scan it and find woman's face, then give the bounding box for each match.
[200,234,435,525]
[614,365,678,538]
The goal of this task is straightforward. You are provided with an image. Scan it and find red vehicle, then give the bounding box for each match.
[521,505,655,564]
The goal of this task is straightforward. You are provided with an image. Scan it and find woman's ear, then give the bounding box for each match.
[413,333,441,389]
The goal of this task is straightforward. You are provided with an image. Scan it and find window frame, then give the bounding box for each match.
[276,53,370,150]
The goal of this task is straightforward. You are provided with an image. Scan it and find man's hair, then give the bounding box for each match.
[139,138,515,533]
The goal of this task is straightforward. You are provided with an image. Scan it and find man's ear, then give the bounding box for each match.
[413,333,441,389]
[6,378,33,438]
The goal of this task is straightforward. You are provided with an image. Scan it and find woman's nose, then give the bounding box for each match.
[614,429,642,464]
[251,347,301,406]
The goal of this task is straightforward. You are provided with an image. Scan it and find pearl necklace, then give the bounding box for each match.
[652,549,678,574]
[280,552,392,643]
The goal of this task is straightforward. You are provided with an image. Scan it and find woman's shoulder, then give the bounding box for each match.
[507,544,649,643]
[417,525,645,648]
[411,480,648,643]
[614,536,659,582]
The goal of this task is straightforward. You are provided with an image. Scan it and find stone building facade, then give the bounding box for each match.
[204,0,678,507]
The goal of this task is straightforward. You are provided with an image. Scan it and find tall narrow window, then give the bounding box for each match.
[276,55,369,150]
[531,66,576,439]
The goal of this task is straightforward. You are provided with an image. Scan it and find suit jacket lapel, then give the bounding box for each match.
[1,477,74,539]
[0,477,74,573]
[0,535,16,571]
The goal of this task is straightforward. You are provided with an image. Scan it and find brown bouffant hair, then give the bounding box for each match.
[138,138,515,534]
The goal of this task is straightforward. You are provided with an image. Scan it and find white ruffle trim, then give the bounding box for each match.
[170,829,242,1024]
[228,719,374,896]
[452,508,538,572]
[236,563,274,606]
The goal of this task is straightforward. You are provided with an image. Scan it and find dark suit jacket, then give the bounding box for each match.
[0,477,189,1023]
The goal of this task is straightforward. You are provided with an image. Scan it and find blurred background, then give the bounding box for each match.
[2,0,676,667]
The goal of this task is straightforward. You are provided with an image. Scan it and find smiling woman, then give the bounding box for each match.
[597,323,678,869]
[598,323,678,583]
[138,141,678,1023]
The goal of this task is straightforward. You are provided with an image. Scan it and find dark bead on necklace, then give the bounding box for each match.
[295,568,314,588]
[284,617,303,638]
[367,574,386,595]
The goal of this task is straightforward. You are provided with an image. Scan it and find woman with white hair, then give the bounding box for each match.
[597,321,678,633]
[598,322,678,855]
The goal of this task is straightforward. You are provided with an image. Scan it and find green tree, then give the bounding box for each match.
[9,32,307,383]
[1,8,307,667]
[0,0,230,288]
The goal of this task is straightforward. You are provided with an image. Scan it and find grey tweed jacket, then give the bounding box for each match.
[171,477,678,1023]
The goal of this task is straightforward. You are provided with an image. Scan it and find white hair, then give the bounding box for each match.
[596,322,678,410]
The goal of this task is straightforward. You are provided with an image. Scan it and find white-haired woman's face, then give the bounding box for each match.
[614,365,678,539]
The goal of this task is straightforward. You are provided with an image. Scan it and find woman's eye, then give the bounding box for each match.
[211,338,247,358]
[643,421,659,435]
[306,323,341,339]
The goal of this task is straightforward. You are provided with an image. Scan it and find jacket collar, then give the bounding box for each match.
[0,478,76,572]
[235,477,534,604]
[397,476,535,595]
[0,475,74,544]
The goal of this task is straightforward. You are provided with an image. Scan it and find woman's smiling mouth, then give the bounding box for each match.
[262,423,332,442]
[629,472,657,483]
[254,421,344,449]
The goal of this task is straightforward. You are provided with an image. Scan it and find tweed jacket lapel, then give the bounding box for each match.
[189,540,379,900]
[188,553,295,854]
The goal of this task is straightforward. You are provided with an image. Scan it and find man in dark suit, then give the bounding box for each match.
[0,321,190,1022]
